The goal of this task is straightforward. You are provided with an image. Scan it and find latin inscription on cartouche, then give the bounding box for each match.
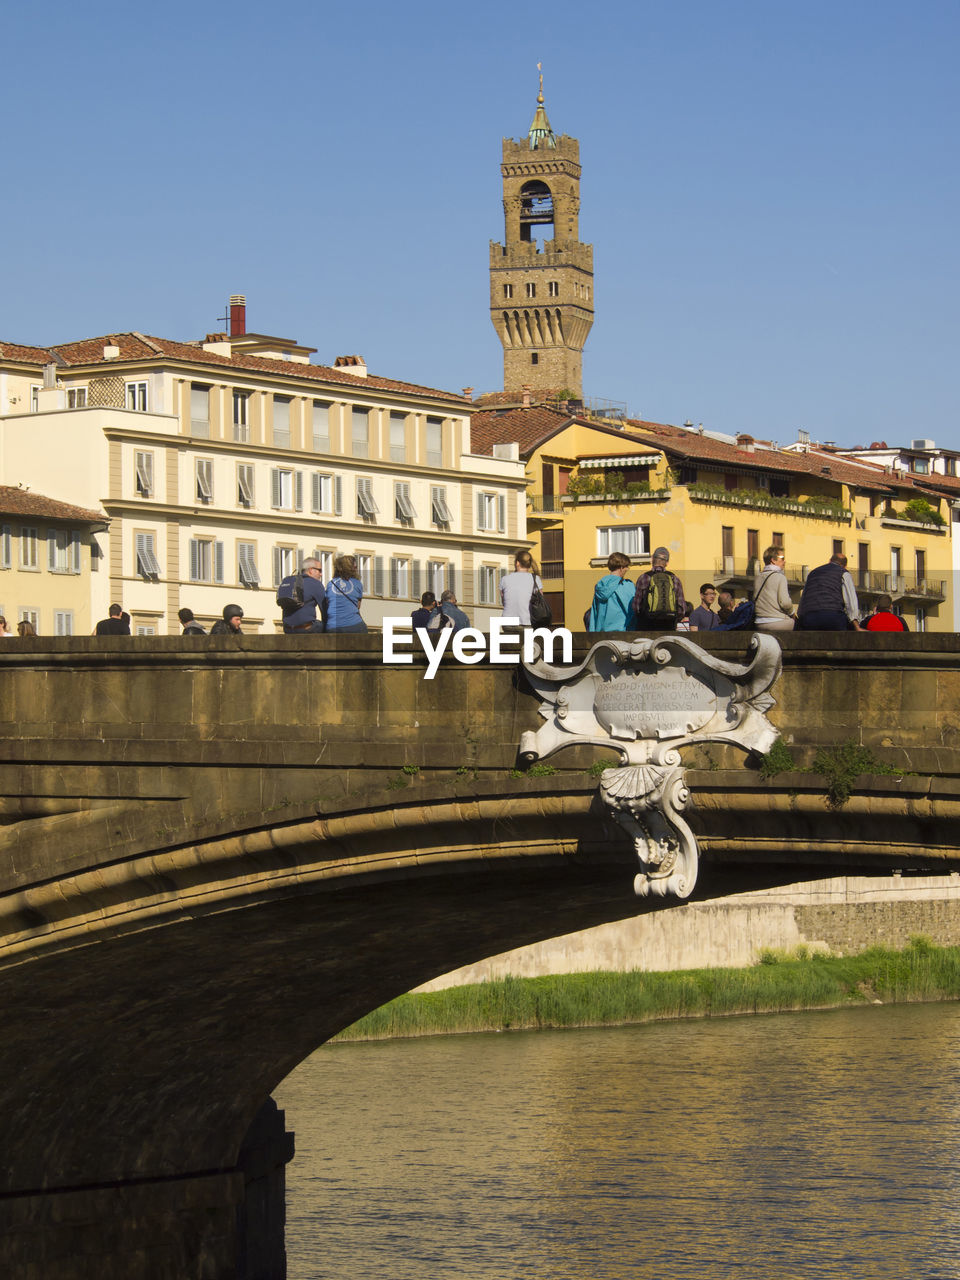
[593,667,717,739]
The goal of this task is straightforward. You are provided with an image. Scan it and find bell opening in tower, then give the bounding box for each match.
[520,180,554,245]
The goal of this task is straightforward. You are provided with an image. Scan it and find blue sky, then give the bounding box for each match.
[3,0,957,449]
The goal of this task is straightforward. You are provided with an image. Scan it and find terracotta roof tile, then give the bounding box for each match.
[0,341,54,363]
[0,486,104,523]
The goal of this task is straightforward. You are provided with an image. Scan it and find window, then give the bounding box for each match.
[66,388,87,409]
[136,532,160,580]
[237,464,254,508]
[395,481,416,524]
[272,545,299,586]
[271,467,303,511]
[18,608,39,629]
[135,451,154,497]
[526,282,536,298]
[273,396,291,448]
[721,526,734,571]
[747,529,759,565]
[313,401,330,453]
[352,408,369,459]
[478,565,497,604]
[189,537,224,583]
[313,549,334,582]
[772,531,785,548]
[428,560,446,598]
[531,353,539,365]
[48,529,81,574]
[431,486,452,527]
[54,611,74,636]
[426,417,443,468]
[947,458,957,477]
[196,458,213,504]
[311,471,341,515]
[357,554,372,590]
[389,557,410,599]
[597,525,649,558]
[126,381,148,411]
[135,624,157,636]
[916,607,927,632]
[477,492,505,533]
[911,457,929,474]
[548,281,559,297]
[233,391,249,443]
[30,385,41,413]
[390,412,406,463]
[541,529,564,579]
[0,525,11,569]
[20,527,38,570]
[678,465,698,486]
[357,477,379,522]
[832,539,844,557]
[190,384,209,437]
[916,549,926,580]
[503,283,513,299]
[891,546,902,583]
[238,541,260,588]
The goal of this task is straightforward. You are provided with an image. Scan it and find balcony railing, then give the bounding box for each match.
[690,486,851,521]
[527,494,567,514]
[714,559,945,601]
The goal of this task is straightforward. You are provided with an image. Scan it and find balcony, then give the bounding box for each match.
[689,485,851,522]
[714,559,946,602]
[527,494,568,515]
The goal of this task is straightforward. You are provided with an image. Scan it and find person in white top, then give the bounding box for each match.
[499,549,542,625]
[753,546,797,632]
[0,616,12,637]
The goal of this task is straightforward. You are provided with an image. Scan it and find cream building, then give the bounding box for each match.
[0,304,526,633]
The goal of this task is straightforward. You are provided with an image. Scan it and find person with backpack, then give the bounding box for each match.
[277,557,325,633]
[633,547,685,631]
[500,549,548,626]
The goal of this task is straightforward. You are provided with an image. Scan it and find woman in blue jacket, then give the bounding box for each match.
[324,554,367,633]
[588,552,636,631]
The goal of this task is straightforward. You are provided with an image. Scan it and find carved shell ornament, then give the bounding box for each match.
[518,634,783,900]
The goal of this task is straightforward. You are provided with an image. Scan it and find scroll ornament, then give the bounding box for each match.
[519,634,783,899]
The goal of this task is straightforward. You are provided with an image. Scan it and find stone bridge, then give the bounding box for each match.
[1,632,959,1278]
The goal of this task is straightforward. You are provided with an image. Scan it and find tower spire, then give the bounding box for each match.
[528,61,555,151]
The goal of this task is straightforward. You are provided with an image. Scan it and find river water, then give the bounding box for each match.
[276,1004,960,1279]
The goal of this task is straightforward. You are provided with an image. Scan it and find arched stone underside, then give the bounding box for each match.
[1,633,959,1276]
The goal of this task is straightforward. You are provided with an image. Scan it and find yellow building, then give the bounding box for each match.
[471,406,956,631]
[0,486,106,635]
[0,302,527,633]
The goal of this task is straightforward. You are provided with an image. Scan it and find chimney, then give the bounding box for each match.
[522,384,531,407]
[103,342,120,360]
[462,387,474,399]
[229,294,246,337]
[333,355,367,377]
[736,433,755,452]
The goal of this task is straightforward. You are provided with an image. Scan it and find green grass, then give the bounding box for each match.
[334,938,960,1041]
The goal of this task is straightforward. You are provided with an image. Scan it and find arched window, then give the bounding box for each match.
[519,180,554,244]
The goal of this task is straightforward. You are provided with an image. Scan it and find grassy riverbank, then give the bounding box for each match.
[334,938,960,1041]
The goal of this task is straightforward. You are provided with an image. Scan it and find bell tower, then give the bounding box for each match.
[490,69,594,401]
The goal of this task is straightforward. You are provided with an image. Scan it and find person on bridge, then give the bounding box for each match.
[438,589,470,633]
[753,547,796,633]
[411,591,440,630]
[863,594,909,632]
[587,551,636,631]
[178,607,206,636]
[689,582,720,631]
[633,547,685,631]
[95,604,131,635]
[324,555,367,633]
[797,553,861,631]
[211,604,244,635]
[278,557,325,633]
[500,550,542,626]
[716,589,737,623]
[0,616,12,637]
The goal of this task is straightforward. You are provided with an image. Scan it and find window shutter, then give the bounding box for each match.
[334,475,342,515]
[374,555,385,597]
[47,530,57,570]
[477,494,485,531]
[190,539,201,581]
[70,532,81,573]
[311,472,322,514]
[213,541,224,584]
[498,495,506,533]
[271,468,281,508]
[272,547,283,587]
[294,471,303,512]
[412,560,422,599]
[446,564,456,596]
[1,525,11,569]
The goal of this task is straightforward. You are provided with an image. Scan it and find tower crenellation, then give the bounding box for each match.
[489,75,594,399]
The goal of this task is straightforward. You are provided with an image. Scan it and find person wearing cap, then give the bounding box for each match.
[633,546,685,630]
[210,604,244,635]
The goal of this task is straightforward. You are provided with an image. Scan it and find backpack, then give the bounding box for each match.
[641,569,678,622]
[718,600,756,631]
[276,573,305,616]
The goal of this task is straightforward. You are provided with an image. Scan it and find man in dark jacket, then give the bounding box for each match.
[797,554,861,630]
[211,604,244,635]
[95,604,130,635]
[278,558,325,633]
[178,607,206,635]
[411,592,439,630]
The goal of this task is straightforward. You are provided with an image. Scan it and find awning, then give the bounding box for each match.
[578,454,660,468]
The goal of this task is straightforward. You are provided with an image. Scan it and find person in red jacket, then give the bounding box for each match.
[863,594,909,632]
